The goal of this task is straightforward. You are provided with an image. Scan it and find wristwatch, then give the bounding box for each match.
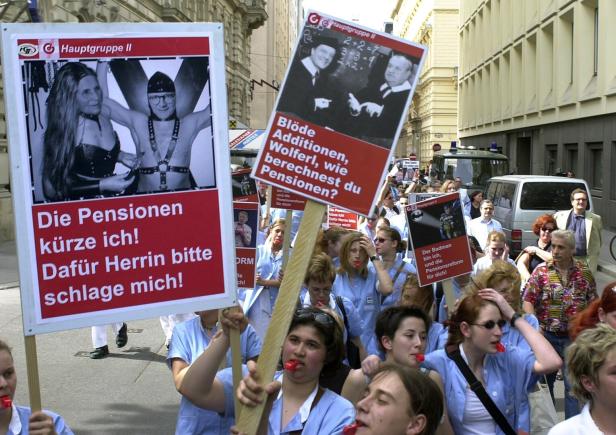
[369,255,378,262]
[510,313,522,328]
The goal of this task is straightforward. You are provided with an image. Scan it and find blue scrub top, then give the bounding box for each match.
[9,406,73,435]
[167,317,262,435]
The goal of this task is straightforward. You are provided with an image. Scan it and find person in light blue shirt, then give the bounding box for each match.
[424,292,561,435]
[243,219,287,340]
[179,307,355,434]
[374,227,416,310]
[167,310,261,435]
[332,232,393,357]
[0,339,74,435]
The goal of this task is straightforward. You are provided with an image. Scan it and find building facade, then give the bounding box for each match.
[249,0,302,129]
[0,0,266,240]
[391,0,459,168]
[458,0,616,229]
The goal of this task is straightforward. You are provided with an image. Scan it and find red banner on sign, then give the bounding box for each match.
[32,190,224,318]
[327,206,358,230]
[271,185,308,211]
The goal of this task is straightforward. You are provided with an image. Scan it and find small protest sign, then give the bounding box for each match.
[252,11,427,216]
[407,192,472,286]
[233,201,258,289]
[2,23,235,335]
[271,186,308,211]
[327,206,358,229]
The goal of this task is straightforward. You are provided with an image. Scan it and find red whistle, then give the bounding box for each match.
[415,353,425,363]
[495,342,506,353]
[315,301,325,308]
[343,422,359,435]
[284,359,300,372]
[0,395,11,409]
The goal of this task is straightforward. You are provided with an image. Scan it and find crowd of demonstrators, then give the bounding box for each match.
[0,339,74,435]
[516,214,556,283]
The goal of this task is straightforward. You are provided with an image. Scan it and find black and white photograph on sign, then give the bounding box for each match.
[276,25,420,150]
[24,57,215,204]
[406,196,465,250]
[234,208,258,248]
[232,169,257,199]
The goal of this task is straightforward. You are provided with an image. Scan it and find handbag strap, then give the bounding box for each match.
[446,346,517,435]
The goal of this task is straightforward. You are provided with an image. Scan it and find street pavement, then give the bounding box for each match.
[0,228,615,433]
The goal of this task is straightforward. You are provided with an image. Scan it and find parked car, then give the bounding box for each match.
[484,175,593,257]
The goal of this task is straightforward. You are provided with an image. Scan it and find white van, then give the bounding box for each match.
[484,175,593,257]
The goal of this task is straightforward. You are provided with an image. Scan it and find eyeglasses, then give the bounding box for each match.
[309,286,332,295]
[148,93,175,104]
[367,217,377,221]
[373,237,390,244]
[482,207,494,211]
[294,309,335,327]
[541,227,555,233]
[471,319,507,330]
[573,197,587,202]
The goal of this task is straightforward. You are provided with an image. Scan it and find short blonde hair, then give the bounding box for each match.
[566,324,616,403]
[486,230,506,244]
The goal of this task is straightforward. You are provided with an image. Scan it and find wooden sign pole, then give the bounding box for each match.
[281,210,293,269]
[235,200,325,433]
[24,335,42,412]
[442,279,457,316]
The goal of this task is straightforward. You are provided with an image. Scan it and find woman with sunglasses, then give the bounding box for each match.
[424,291,561,434]
[374,227,416,310]
[333,232,393,356]
[516,214,556,283]
[180,307,354,434]
[243,219,287,340]
[569,281,616,340]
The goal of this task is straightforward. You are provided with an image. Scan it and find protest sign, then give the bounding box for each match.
[406,192,472,286]
[270,186,308,211]
[410,192,442,204]
[328,206,358,229]
[2,23,235,335]
[232,168,259,202]
[233,201,258,289]
[251,11,427,216]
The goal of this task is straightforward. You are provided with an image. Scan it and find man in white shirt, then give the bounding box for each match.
[467,199,504,250]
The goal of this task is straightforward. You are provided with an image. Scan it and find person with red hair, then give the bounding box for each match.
[569,281,616,340]
[516,214,556,282]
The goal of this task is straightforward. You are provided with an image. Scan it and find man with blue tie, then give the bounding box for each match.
[553,188,602,274]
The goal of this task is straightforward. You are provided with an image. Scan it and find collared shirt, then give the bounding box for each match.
[567,212,587,257]
[167,318,262,435]
[547,402,602,434]
[8,405,74,435]
[424,344,536,435]
[523,260,597,334]
[472,255,517,276]
[332,266,381,356]
[301,57,319,85]
[218,368,355,434]
[467,217,504,250]
[380,80,412,97]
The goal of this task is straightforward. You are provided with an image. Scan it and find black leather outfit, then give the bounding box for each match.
[68,136,120,199]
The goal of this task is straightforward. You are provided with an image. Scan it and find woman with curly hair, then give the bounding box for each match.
[569,282,616,341]
[42,61,136,201]
[516,214,556,282]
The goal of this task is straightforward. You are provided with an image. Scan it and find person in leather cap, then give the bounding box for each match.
[97,64,212,193]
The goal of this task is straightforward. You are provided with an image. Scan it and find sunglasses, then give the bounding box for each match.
[471,319,507,330]
[373,237,390,244]
[541,227,555,233]
[367,217,377,221]
[295,309,335,327]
